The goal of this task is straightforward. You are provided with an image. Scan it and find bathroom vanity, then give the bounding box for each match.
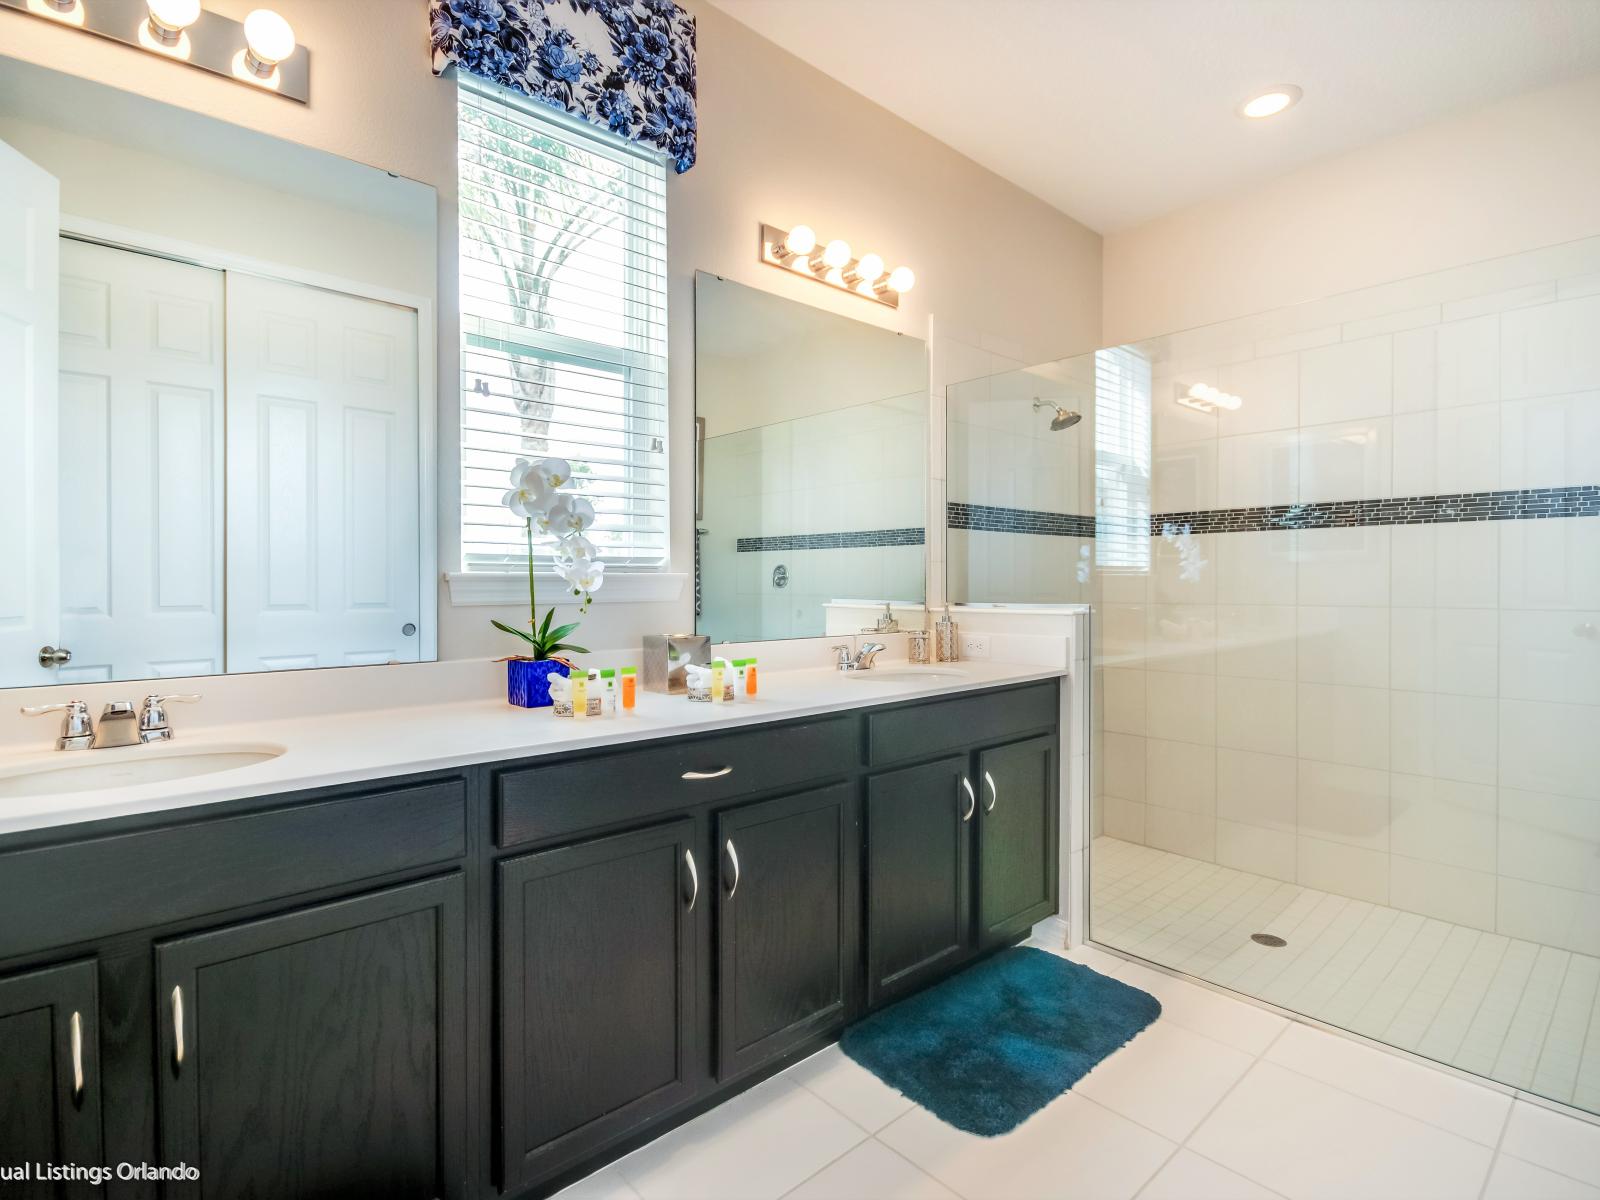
[0,671,1060,1199]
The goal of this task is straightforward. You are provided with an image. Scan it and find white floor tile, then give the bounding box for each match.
[1264,1022,1511,1146]
[784,1140,958,1200]
[1484,1154,1600,1200]
[879,1091,1174,1200]
[786,1044,914,1133]
[1500,1102,1600,1185]
[1110,959,1289,1056]
[1188,1062,1493,1200]
[616,1076,866,1200]
[1137,1149,1284,1200]
[552,1166,642,1200]
[1076,1021,1254,1140]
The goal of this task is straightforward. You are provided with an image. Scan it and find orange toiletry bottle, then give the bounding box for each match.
[620,666,637,711]
[744,658,758,697]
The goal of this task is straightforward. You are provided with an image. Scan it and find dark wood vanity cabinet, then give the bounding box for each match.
[0,678,1059,1200]
[0,959,103,1199]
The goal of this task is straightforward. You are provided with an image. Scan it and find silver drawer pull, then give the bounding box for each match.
[682,766,733,781]
[685,848,699,911]
[961,776,976,822]
[171,985,185,1070]
[724,839,741,899]
[983,770,997,813]
[70,1010,84,1101]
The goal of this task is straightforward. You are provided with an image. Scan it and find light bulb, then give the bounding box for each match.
[243,8,295,75]
[887,266,915,293]
[147,0,200,39]
[853,253,884,284]
[821,239,851,269]
[782,225,816,257]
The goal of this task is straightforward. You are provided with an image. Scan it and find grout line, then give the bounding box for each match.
[1476,1099,1516,1200]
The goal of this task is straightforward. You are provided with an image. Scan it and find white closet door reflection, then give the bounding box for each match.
[0,138,59,687]
[58,240,224,683]
[225,274,421,672]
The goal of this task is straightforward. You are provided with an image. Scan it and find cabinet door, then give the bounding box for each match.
[865,756,972,1006]
[977,736,1058,948]
[498,820,700,1191]
[716,783,859,1080]
[155,875,465,1200]
[0,960,102,1199]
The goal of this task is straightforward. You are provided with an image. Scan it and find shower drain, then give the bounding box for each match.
[1251,933,1288,948]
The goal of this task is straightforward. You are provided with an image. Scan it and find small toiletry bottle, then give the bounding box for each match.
[684,663,710,702]
[620,666,637,712]
[709,659,727,704]
[599,668,617,716]
[549,673,572,717]
[572,671,589,720]
[745,657,758,697]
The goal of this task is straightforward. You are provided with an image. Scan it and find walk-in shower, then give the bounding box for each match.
[949,234,1600,1117]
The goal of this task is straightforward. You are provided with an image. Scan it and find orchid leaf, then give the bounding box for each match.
[547,643,590,655]
[491,619,540,647]
[545,622,580,644]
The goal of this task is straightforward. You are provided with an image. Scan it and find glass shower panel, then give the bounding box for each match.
[1088,234,1600,1116]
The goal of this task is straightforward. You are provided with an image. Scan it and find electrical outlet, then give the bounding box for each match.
[962,633,990,660]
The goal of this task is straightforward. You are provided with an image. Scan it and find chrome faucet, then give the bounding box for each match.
[19,693,200,751]
[832,642,887,671]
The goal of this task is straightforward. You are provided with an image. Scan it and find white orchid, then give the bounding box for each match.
[502,459,553,519]
[553,496,595,537]
[532,495,572,538]
[530,457,572,490]
[557,550,605,599]
[495,456,607,658]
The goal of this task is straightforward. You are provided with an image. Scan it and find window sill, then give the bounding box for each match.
[445,571,686,606]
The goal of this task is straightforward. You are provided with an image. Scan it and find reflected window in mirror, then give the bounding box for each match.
[456,79,669,576]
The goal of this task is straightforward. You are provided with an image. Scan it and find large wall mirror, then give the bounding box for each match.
[695,273,927,643]
[0,59,437,690]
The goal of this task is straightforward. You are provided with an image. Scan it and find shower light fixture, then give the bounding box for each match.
[760,223,915,309]
[1239,85,1302,119]
[1176,381,1244,413]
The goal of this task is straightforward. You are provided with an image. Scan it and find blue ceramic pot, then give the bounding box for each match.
[507,658,570,708]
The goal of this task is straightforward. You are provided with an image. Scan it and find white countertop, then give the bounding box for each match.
[0,661,1066,838]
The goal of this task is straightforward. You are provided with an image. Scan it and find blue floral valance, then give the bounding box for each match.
[431,0,698,173]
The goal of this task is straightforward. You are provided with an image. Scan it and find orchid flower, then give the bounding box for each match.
[492,456,604,660]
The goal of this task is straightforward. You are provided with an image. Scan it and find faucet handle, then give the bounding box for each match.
[831,644,853,667]
[20,700,95,750]
[140,693,201,740]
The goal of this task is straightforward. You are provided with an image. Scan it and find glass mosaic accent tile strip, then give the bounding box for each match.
[736,528,925,552]
[1153,485,1599,536]
[947,501,1098,539]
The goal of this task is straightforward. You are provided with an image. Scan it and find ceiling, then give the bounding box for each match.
[709,0,1600,233]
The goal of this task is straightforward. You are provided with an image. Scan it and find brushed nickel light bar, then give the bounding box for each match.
[759,222,915,309]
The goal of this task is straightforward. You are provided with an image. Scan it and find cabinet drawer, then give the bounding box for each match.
[867,681,1058,767]
[496,716,859,848]
[0,780,467,960]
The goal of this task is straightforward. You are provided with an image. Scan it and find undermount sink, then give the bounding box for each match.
[0,742,285,798]
[846,667,973,683]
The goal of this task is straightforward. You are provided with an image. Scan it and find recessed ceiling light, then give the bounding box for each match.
[1239,85,1303,119]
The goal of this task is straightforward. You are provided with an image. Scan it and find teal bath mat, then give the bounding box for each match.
[840,947,1161,1135]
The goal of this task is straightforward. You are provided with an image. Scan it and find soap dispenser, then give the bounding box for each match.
[936,606,959,662]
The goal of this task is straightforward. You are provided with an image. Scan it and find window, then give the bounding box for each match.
[1093,345,1152,570]
[457,78,668,572]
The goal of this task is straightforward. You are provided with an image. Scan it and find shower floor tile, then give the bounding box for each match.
[1090,836,1600,1115]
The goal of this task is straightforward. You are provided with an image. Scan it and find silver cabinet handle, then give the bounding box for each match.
[961,776,976,822]
[70,1010,84,1101]
[684,848,699,911]
[983,770,997,813]
[682,766,733,781]
[171,985,185,1070]
[724,839,741,899]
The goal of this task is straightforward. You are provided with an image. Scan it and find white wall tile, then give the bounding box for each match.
[1145,738,1217,816]
[1146,805,1217,861]
[1216,352,1299,436]
[1216,531,1296,605]
[1153,438,1218,513]
[1500,517,1600,611]
[1102,795,1146,843]
[1498,877,1600,956]
[1298,760,1390,850]
[1102,731,1147,802]
[1298,417,1392,503]
[1391,525,1436,607]
[1217,749,1297,831]
[1152,532,1215,604]
[1500,391,1600,489]
[1393,325,1437,413]
[1099,603,1147,664]
[1216,819,1297,882]
[1218,430,1299,507]
[1299,683,1390,770]
[1217,604,1297,680]
[1390,856,1496,931]
[1499,698,1600,801]
[1217,676,1297,756]
[1300,335,1393,426]
[1390,692,1497,784]
[1500,609,1600,705]
[1298,527,1390,606]
[1298,835,1389,904]
[1297,605,1390,688]
[1389,774,1497,872]
[1102,667,1147,735]
[1146,606,1216,675]
[1435,314,1501,408]
[1435,522,1499,609]
[1145,671,1216,745]
[1394,405,1502,495]
[1500,788,1600,895]
[1500,294,1600,400]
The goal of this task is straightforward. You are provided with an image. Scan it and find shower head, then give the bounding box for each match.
[1032,397,1082,431]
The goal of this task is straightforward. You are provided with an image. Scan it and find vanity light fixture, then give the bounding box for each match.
[0,0,310,102]
[1176,381,1243,413]
[759,223,915,309]
[1239,85,1302,119]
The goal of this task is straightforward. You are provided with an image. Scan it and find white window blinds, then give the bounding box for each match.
[1093,345,1152,570]
[457,78,669,571]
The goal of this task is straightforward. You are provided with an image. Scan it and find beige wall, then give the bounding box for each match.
[0,0,1100,660]
[1103,73,1600,345]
